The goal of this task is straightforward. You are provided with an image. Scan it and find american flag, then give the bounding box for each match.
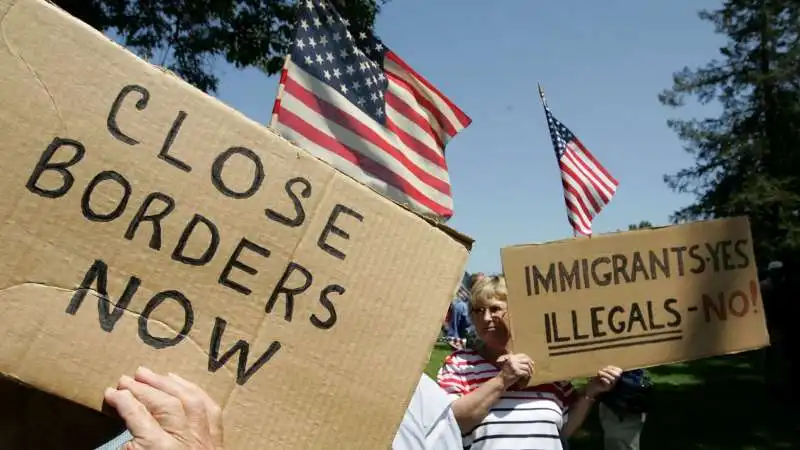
[539,86,618,236]
[271,0,471,219]
[456,271,471,301]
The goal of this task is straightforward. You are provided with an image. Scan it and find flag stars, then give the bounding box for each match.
[305,0,313,9]
[289,1,392,123]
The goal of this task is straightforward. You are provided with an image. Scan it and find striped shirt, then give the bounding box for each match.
[437,350,576,450]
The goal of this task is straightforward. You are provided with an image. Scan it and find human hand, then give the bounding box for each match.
[585,365,623,397]
[495,353,534,389]
[104,367,223,450]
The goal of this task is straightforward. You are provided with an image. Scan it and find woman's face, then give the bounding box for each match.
[470,296,510,349]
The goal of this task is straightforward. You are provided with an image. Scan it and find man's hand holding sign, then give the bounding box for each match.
[0,0,472,448]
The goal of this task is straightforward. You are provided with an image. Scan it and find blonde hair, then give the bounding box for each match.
[470,274,507,306]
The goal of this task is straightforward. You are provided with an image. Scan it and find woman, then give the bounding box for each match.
[437,274,622,449]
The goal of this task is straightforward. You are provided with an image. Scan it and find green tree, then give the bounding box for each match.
[659,0,800,264]
[53,0,386,93]
[628,220,654,230]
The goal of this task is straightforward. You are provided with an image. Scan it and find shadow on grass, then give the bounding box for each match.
[570,351,800,450]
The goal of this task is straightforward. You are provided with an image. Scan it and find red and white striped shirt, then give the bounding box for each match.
[437,350,576,450]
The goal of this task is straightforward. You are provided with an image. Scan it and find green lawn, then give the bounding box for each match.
[425,344,800,450]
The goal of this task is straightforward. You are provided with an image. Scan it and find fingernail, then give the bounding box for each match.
[167,372,184,382]
[104,387,116,397]
[118,375,133,386]
[136,366,154,377]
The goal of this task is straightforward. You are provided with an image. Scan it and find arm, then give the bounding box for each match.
[449,375,508,431]
[561,366,623,438]
[560,387,595,438]
[437,353,531,433]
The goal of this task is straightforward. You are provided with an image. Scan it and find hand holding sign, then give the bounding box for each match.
[585,365,623,397]
[496,353,535,389]
[104,367,223,450]
[501,217,770,383]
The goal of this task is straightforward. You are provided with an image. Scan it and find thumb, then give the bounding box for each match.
[104,388,164,444]
[496,354,510,364]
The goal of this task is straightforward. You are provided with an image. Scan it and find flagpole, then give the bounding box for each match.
[268,55,291,129]
[537,82,548,108]
[538,82,577,238]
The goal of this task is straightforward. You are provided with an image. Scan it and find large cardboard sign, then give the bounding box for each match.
[0,0,471,448]
[502,217,769,383]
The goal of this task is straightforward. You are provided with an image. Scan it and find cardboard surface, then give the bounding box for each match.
[0,0,472,448]
[502,217,770,383]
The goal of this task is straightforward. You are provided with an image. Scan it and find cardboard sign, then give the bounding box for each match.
[502,217,770,383]
[0,1,471,448]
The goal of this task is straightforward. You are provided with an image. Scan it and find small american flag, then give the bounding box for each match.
[271,0,471,220]
[539,85,618,236]
[456,271,471,301]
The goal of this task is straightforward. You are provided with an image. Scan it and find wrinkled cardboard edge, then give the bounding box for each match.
[267,127,474,251]
[0,372,102,413]
[501,216,747,252]
[536,342,771,384]
[35,0,475,253]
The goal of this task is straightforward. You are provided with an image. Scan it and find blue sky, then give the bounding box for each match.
[208,0,725,273]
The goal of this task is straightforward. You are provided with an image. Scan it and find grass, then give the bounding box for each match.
[425,344,800,450]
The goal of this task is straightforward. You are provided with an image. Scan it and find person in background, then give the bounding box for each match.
[444,272,484,350]
[597,368,653,450]
[392,374,463,449]
[437,274,622,449]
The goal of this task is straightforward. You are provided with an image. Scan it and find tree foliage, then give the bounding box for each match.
[628,220,654,230]
[53,0,387,93]
[659,0,800,264]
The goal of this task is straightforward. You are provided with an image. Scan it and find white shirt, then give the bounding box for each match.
[392,374,463,450]
[100,374,462,450]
